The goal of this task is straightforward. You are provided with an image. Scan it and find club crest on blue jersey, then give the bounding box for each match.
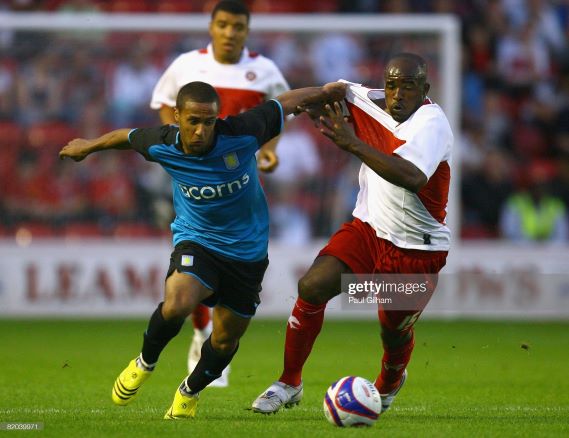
[181,255,194,266]
[223,152,240,170]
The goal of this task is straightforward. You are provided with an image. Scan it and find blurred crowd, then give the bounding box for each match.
[1,0,568,243]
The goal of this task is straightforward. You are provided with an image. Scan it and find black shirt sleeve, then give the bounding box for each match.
[128,125,178,161]
[221,100,283,148]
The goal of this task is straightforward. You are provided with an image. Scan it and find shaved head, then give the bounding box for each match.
[385,53,428,81]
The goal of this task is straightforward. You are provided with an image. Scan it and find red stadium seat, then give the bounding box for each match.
[103,0,150,12]
[26,122,79,151]
[0,121,24,149]
[512,124,548,159]
[155,0,194,12]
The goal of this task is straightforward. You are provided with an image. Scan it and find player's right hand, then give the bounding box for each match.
[323,82,347,102]
[59,139,92,162]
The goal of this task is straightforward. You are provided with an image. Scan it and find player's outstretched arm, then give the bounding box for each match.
[59,129,133,162]
[319,102,427,193]
[276,82,347,116]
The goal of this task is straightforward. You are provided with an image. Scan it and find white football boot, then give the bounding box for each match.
[252,381,303,414]
[380,369,407,413]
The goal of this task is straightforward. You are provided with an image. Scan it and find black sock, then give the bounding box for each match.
[141,302,185,365]
[183,336,238,394]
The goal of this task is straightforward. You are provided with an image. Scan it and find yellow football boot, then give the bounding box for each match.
[164,389,199,419]
[111,358,152,406]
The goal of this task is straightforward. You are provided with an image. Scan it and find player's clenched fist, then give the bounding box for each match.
[59,139,93,161]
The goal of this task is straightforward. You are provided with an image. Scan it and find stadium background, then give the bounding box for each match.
[0,2,568,437]
[0,0,568,318]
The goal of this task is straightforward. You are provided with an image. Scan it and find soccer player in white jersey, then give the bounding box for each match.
[252,53,454,414]
[150,0,290,387]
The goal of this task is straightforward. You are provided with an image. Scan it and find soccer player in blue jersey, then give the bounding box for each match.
[59,80,346,419]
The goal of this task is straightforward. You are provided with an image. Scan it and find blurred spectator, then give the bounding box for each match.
[462,149,515,237]
[133,158,172,229]
[16,50,65,126]
[0,3,567,241]
[309,33,364,84]
[502,0,566,54]
[270,185,313,245]
[265,119,321,186]
[264,119,322,244]
[50,158,90,224]
[266,34,315,87]
[481,87,512,149]
[86,155,138,225]
[496,20,551,101]
[0,60,15,120]
[63,48,106,124]
[4,150,55,223]
[330,156,360,232]
[109,46,160,127]
[500,161,568,242]
[553,155,569,211]
[57,0,101,12]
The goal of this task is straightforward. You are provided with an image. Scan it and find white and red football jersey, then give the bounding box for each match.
[342,80,453,251]
[151,44,290,118]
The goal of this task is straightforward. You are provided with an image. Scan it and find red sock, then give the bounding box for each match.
[191,304,211,331]
[279,297,326,386]
[374,330,414,394]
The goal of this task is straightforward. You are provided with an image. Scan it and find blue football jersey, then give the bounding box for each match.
[129,100,283,261]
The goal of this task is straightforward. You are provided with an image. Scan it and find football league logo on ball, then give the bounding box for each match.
[323,376,382,427]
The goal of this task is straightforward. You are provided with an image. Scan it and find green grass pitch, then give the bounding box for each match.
[0,318,568,437]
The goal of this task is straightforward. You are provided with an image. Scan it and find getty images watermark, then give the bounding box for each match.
[341,274,438,311]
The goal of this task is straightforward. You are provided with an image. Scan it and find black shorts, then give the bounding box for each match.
[166,241,269,318]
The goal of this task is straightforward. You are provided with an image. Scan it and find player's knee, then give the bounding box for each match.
[298,273,329,305]
[162,292,194,319]
[210,336,238,355]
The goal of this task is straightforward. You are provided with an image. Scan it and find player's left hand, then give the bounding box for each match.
[257,148,279,173]
[319,102,357,151]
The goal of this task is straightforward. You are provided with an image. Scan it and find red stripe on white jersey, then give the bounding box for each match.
[417,161,450,224]
[346,102,405,154]
[214,87,266,118]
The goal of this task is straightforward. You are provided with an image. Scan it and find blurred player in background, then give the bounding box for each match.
[150,0,289,387]
[252,53,453,415]
[59,80,346,419]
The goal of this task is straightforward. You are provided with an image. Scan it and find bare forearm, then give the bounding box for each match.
[348,139,427,193]
[86,129,133,153]
[277,83,346,115]
[59,129,132,161]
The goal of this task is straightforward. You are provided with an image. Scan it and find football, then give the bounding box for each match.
[323,376,382,427]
